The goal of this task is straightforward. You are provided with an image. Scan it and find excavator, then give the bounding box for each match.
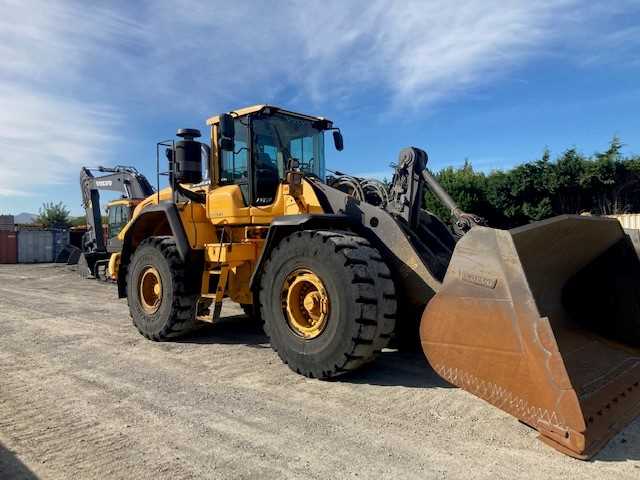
[76,166,154,279]
[108,105,640,458]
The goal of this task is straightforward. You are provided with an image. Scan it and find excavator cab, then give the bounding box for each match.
[106,200,139,250]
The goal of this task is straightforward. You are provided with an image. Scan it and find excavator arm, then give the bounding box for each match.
[79,166,155,254]
[77,166,154,279]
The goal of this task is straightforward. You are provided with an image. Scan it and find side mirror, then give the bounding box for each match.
[219,113,235,151]
[333,130,344,151]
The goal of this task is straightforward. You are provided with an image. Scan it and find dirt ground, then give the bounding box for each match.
[0,264,639,479]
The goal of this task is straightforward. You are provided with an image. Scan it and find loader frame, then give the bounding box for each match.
[109,104,640,459]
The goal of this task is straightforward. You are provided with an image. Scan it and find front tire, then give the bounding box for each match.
[260,230,396,379]
[127,236,197,340]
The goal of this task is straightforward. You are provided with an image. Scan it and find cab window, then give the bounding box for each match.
[220,118,249,204]
[108,205,129,238]
[251,112,325,206]
[290,136,318,177]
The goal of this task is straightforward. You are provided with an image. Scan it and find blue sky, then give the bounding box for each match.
[1,0,639,216]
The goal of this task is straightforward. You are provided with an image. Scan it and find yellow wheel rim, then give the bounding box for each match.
[139,266,162,314]
[281,268,330,339]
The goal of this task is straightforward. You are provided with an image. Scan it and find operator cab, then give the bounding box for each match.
[107,202,130,241]
[207,105,343,207]
[106,199,141,252]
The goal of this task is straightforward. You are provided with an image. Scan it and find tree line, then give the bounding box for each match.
[424,137,640,229]
[35,202,96,228]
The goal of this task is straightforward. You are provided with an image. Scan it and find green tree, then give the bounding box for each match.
[580,138,619,214]
[422,137,640,229]
[554,148,586,214]
[499,149,557,223]
[576,137,640,214]
[424,160,498,225]
[484,170,519,227]
[36,201,71,228]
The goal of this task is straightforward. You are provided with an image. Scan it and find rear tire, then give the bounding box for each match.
[260,230,396,379]
[127,236,197,340]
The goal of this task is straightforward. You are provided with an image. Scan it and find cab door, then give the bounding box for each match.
[106,204,129,252]
[207,118,253,225]
[219,118,250,206]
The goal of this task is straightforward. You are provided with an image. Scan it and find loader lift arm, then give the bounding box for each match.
[312,146,485,304]
[386,147,486,235]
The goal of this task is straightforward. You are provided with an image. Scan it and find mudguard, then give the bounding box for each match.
[117,202,190,297]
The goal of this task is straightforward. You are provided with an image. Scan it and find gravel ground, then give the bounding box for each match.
[0,263,639,479]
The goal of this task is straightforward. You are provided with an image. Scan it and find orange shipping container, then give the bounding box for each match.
[0,231,17,264]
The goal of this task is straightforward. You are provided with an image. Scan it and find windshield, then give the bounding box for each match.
[251,112,325,180]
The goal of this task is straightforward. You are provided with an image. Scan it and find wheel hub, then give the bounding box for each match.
[139,266,162,314]
[281,269,330,339]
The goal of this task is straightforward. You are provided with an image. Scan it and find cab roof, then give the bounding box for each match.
[206,105,331,126]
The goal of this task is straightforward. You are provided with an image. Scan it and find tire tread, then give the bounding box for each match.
[127,236,197,341]
[259,230,396,378]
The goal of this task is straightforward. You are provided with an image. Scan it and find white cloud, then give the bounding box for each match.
[1,0,638,199]
[0,0,133,197]
[135,1,577,108]
[0,84,119,194]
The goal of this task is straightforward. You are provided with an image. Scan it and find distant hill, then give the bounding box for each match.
[14,212,37,224]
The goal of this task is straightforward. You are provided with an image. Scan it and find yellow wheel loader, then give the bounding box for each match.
[110,105,640,458]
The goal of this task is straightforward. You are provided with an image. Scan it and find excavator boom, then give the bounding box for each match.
[77,166,154,278]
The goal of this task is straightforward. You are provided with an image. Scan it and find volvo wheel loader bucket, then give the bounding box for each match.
[420,215,640,458]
